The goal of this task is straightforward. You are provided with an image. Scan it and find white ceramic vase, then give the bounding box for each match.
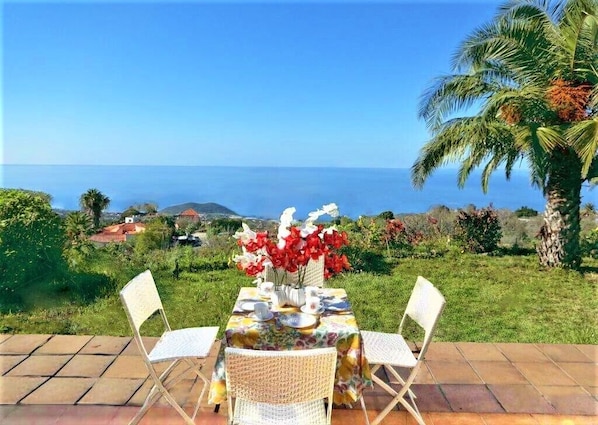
[271,285,306,307]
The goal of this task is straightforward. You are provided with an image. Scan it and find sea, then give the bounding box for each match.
[1,165,595,220]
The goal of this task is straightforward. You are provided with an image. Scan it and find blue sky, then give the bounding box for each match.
[3,0,503,168]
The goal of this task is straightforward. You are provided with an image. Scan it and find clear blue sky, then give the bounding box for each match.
[3,0,503,168]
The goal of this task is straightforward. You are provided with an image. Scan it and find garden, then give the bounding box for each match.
[1,189,597,345]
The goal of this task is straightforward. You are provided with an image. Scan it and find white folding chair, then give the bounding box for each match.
[359,276,446,425]
[225,347,337,425]
[120,269,219,425]
[264,255,325,287]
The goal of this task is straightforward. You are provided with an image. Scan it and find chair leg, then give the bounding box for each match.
[369,367,426,425]
[130,359,205,425]
[359,395,371,425]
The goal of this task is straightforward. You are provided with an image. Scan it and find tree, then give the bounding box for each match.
[413,0,598,269]
[80,188,110,229]
[134,216,175,255]
[63,211,94,266]
[0,189,66,294]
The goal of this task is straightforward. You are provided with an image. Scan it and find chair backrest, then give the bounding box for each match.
[400,276,446,357]
[225,347,337,404]
[264,255,325,287]
[120,269,169,335]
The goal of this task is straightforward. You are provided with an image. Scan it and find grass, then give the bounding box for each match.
[1,252,597,344]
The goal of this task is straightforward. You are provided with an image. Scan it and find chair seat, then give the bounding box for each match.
[361,330,417,368]
[232,399,327,425]
[149,326,219,363]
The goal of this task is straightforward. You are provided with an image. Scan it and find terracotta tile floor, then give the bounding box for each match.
[0,335,596,424]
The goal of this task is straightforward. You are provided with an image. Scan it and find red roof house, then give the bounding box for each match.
[90,222,146,245]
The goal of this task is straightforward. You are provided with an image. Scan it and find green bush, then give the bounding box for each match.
[453,206,502,253]
[0,189,67,296]
[581,228,598,259]
[515,206,539,217]
[208,218,243,235]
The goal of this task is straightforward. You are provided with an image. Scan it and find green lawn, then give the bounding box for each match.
[1,253,597,344]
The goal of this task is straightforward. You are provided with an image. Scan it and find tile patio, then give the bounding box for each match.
[0,335,596,424]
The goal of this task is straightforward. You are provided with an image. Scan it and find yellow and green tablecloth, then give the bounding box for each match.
[208,287,372,406]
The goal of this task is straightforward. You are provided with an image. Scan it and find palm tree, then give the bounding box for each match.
[64,211,93,243]
[80,188,110,229]
[413,0,598,269]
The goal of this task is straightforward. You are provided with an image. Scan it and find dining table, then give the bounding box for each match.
[208,286,372,406]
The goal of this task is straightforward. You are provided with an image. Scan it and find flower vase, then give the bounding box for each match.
[286,285,306,307]
[272,285,306,307]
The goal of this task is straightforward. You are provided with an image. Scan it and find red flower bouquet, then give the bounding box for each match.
[233,203,351,287]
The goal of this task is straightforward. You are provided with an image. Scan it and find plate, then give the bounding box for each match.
[240,301,258,312]
[300,305,325,315]
[279,312,317,328]
[249,311,274,322]
[324,299,350,312]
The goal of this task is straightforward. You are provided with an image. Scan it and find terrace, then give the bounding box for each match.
[0,334,596,424]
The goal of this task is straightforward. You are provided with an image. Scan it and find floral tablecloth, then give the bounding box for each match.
[208,287,372,406]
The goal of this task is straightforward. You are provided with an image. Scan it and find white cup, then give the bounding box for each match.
[260,281,274,296]
[305,286,319,298]
[304,296,322,314]
[254,302,270,320]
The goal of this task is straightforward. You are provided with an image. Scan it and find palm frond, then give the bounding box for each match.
[418,74,492,131]
[565,118,598,177]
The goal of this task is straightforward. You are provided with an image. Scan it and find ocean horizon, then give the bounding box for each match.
[2,164,595,220]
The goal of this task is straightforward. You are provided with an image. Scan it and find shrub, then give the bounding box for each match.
[0,189,67,295]
[377,210,394,220]
[208,218,243,235]
[453,206,502,253]
[581,228,598,259]
[515,206,539,217]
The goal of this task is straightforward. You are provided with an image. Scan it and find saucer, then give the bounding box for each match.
[249,311,274,322]
[300,305,325,315]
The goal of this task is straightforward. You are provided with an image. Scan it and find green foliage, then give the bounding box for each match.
[339,245,392,274]
[2,250,596,344]
[453,206,502,253]
[134,217,175,255]
[120,207,141,221]
[0,189,67,299]
[63,211,95,267]
[377,210,394,220]
[79,188,110,229]
[581,228,598,259]
[208,218,243,235]
[175,217,202,235]
[514,206,539,218]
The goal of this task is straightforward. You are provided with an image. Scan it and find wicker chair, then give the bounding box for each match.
[264,255,325,287]
[359,276,446,425]
[120,270,219,425]
[225,347,337,425]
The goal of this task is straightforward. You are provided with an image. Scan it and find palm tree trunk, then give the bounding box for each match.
[537,149,582,269]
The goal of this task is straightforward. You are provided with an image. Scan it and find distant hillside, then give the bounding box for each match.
[160,202,238,216]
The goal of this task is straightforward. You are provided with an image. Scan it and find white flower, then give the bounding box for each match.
[233,223,256,244]
[322,225,338,235]
[277,206,296,243]
[233,248,259,269]
[322,203,339,217]
[300,221,319,237]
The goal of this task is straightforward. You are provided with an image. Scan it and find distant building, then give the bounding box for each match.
[90,222,146,245]
[178,208,201,222]
[124,215,141,223]
[176,208,202,231]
